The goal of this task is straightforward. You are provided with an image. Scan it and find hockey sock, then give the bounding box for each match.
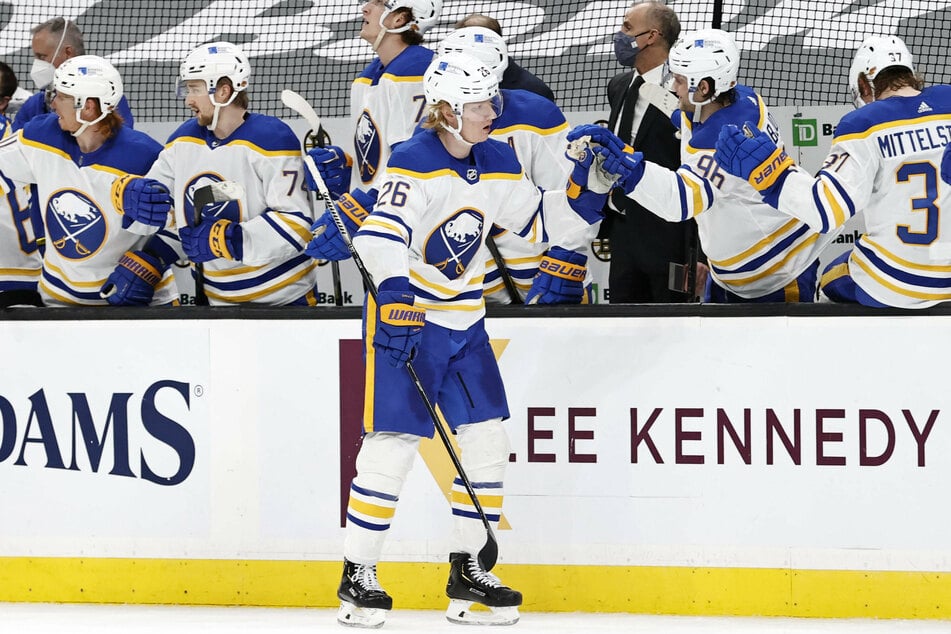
[451,420,510,555]
[344,432,420,564]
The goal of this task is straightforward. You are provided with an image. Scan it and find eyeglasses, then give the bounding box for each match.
[631,29,656,40]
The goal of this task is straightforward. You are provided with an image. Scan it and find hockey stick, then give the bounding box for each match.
[293,108,501,572]
[485,234,522,304]
[191,181,245,306]
[191,185,213,306]
[281,89,344,307]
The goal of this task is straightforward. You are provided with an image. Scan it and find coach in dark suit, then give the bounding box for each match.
[602,1,698,303]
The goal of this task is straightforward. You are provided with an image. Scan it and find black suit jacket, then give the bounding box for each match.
[601,70,695,302]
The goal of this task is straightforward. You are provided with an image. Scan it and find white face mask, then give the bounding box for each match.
[30,59,55,90]
[30,19,69,90]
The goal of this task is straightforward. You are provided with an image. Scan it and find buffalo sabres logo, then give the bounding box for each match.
[354,110,382,184]
[184,172,241,223]
[425,209,484,279]
[46,190,106,260]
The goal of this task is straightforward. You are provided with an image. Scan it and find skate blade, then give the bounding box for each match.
[337,601,387,628]
[445,599,519,626]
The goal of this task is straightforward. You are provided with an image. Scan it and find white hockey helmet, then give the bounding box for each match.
[424,52,502,145]
[53,55,123,136]
[669,29,740,107]
[179,41,250,97]
[179,41,250,130]
[424,51,501,114]
[437,26,509,82]
[848,35,914,109]
[54,54,123,112]
[378,0,442,35]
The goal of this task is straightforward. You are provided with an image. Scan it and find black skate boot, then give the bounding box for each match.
[445,552,522,625]
[337,559,392,628]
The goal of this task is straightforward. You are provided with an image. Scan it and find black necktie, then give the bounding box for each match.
[616,75,645,145]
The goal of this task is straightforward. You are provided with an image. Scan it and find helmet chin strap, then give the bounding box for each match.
[372,13,413,52]
[71,99,108,138]
[206,87,238,131]
[688,89,713,123]
[439,115,474,147]
[854,75,875,109]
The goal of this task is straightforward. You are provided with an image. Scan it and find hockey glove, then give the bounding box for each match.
[566,124,630,157]
[566,145,623,224]
[714,122,794,193]
[305,189,376,261]
[370,278,425,368]
[111,174,173,229]
[179,208,244,263]
[942,142,951,185]
[526,247,587,305]
[597,146,646,195]
[306,145,353,199]
[566,137,618,195]
[99,250,166,306]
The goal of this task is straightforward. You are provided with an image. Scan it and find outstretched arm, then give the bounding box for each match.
[715,121,866,234]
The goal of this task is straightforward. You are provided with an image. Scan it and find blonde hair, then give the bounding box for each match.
[421,101,452,131]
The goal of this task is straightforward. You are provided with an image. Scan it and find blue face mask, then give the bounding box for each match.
[613,30,652,67]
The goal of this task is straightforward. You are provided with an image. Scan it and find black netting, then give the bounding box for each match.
[3,1,949,122]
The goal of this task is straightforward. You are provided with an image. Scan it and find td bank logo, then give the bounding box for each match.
[791,118,818,147]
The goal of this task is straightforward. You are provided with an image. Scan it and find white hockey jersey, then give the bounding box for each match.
[350,45,433,190]
[0,114,41,294]
[0,114,176,306]
[481,88,575,303]
[352,129,595,330]
[771,84,951,308]
[147,114,318,305]
[629,85,839,299]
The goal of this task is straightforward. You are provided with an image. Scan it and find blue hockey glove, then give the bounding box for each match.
[306,145,353,199]
[566,138,618,195]
[526,247,587,305]
[597,146,646,195]
[179,207,244,263]
[369,278,425,368]
[566,124,630,157]
[305,189,376,261]
[99,250,166,306]
[942,142,951,185]
[714,121,794,192]
[111,174,173,229]
[566,145,623,223]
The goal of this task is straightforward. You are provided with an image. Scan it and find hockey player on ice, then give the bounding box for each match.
[116,41,320,305]
[333,51,615,628]
[575,29,840,303]
[0,55,177,306]
[718,34,951,308]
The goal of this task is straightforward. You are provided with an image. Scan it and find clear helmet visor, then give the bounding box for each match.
[461,93,503,120]
[176,78,214,99]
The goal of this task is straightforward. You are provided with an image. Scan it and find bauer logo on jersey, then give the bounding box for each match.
[354,110,383,184]
[46,190,106,260]
[426,209,485,279]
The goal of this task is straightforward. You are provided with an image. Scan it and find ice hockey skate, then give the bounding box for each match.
[337,559,392,628]
[445,552,522,626]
